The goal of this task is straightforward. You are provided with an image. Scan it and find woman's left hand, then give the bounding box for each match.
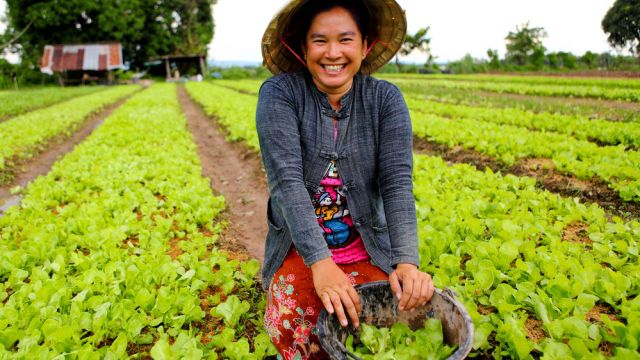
[389,264,434,311]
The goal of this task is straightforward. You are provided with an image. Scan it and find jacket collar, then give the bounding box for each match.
[305,72,358,120]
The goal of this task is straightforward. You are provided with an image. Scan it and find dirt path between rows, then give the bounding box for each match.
[177,85,268,262]
[0,96,132,215]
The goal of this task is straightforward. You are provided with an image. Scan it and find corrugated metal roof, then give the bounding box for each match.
[40,43,124,74]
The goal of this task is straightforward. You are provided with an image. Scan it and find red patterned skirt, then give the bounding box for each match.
[263,248,388,360]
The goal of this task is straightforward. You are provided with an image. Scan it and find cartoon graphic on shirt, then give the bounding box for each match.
[311,161,358,248]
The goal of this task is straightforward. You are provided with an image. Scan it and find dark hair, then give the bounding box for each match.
[285,0,376,56]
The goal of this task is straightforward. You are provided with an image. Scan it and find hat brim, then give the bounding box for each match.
[261,0,407,75]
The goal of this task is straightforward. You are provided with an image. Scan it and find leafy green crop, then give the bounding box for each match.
[0,85,140,184]
[410,106,640,202]
[381,75,640,102]
[382,73,640,90]
[345,320,458,360]
[407,95,640,149]
[0,86,106,119]
[185,82,261,152]
[212,79,261,95]
[413,155,640,359]
[0,84,275,359]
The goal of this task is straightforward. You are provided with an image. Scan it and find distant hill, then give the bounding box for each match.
[208,60,261,68]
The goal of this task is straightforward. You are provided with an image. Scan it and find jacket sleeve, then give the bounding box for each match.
[256,79,332,267]
[377,83,420,267]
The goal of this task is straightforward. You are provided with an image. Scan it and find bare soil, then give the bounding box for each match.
[509,159,640,219]
[413,136,640,220]
[561,222,592,246]
[525,317,545,343]
[177,85,268,262]
[0,96,131,215]
[586,302,621,324]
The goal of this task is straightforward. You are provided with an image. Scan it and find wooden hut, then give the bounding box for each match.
[40,43,124,85]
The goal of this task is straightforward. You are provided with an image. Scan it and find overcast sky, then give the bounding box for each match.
[208,0,626,63]
[1,0,629,64]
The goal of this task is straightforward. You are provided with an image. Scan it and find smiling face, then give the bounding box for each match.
[303,6,367,100]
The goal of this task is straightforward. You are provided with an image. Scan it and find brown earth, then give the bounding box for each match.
[413,136,640,220]
[177,85,268,263]
[525,317,545,343]
[509,158,640,219]
[561,222,592,246]
[0,96,133,215]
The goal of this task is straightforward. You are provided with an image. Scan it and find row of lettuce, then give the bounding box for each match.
[382,74,640,90]
[0,84,276,358]
[215,77,640,123]
[379,75,640,102]
[186,81,640,359]
[0,85,140,185]
[0,86,106,119]
[202,79,640,203]
[214,73,640,102]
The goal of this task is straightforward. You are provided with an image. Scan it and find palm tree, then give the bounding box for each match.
[396,27,431,72]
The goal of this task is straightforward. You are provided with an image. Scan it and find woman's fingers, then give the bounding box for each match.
[345,285,361,327]
[320,292,334,315]
[400,276,416,311]
[389,271,402,301]
[325,287,360,328]
[327,290,348,327]
[392,265,436,311]
[421,273,435,306]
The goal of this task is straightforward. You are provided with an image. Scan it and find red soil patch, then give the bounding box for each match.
[586,302,621,324]
[167,237,183,260]
[525,317,546,343]
[477,304,497,315]
[561,222,592,245]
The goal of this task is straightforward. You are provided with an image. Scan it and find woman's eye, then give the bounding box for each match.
[341,38,353,43]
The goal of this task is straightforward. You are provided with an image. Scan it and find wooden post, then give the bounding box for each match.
[165,58,170,80]
[58,71,66,87]
[199,55,206,77]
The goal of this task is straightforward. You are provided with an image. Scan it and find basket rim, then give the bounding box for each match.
[317,280,475,360]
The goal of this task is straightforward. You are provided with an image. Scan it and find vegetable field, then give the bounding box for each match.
[1,73,639,359]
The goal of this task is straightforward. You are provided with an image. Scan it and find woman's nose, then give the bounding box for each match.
[325,41,341,59]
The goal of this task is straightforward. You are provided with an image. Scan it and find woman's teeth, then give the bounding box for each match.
[324,65,344,72]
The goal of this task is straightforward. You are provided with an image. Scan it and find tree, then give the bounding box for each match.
[505,22,547,66]
[3,0,217,68]
[581,51,599,68]
[486,49,501,69]
[602,0,640,60]
[396,27,431,72]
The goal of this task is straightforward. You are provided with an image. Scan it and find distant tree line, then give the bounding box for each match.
[388,0,640,74]
[0,0,216,88]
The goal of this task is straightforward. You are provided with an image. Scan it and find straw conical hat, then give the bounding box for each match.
[261,0,407,75]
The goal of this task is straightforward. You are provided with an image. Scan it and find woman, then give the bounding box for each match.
[257,0,434,358]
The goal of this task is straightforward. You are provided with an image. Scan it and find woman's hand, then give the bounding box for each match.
[311,257,361,328]
[389,263,434,311]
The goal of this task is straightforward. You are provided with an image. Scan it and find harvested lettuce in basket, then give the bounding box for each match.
[344,318,458,360]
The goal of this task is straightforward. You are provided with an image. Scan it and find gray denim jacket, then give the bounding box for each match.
[256,71,419,289]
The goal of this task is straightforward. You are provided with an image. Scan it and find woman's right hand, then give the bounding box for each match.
[311,257,361,328]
